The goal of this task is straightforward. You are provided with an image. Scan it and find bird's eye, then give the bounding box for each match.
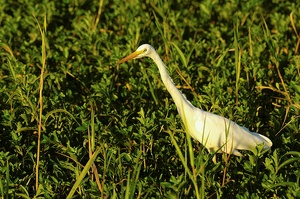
[143,49,147,53]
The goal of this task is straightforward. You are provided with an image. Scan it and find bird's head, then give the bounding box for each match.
[117,44,155,65]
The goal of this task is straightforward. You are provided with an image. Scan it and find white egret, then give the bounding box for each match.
[117,44,272,162]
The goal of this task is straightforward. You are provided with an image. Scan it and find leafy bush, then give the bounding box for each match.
[0,0,299,198]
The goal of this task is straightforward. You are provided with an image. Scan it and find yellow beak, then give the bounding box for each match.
[117,50,143,65]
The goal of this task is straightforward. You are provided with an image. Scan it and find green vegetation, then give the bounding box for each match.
[1,0,299,198]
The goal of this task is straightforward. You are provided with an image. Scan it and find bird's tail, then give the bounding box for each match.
[251,132,273,150]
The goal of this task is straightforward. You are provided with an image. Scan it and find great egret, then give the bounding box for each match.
[117,44,272,162]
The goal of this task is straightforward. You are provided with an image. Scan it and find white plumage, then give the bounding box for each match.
[118,44,272,162]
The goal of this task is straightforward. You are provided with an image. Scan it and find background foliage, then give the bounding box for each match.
[0,0,299,198]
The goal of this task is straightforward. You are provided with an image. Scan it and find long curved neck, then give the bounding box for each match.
[149,52,195,117]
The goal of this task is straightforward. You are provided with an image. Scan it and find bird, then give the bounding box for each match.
[117,44,272,163]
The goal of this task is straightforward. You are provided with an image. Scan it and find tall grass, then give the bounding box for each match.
[0,0,299,198]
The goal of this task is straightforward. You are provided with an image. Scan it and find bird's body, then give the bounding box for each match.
[118,44,272,161]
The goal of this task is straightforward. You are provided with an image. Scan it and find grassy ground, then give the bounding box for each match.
[0,0,300,198]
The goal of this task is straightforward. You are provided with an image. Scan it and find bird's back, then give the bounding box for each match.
[185,108,272,156]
